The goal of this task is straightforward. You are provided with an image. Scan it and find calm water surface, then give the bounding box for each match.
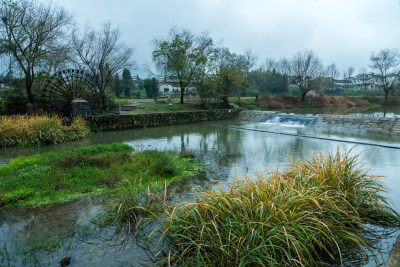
[0,114,399,266]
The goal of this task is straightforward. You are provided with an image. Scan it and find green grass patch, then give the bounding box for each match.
[130,103,204,114]
[0,143,203,208]
[159,149,400,266]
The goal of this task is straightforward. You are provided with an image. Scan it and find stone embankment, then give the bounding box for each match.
[237,110,276,122]
[319,115,400,135]
[88,109,241,132]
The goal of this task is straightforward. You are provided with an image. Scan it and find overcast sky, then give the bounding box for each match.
[55,0,400,77]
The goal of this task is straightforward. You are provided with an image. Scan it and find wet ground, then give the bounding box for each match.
[1,110,400,266]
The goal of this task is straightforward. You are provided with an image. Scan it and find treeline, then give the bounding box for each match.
[109,70,159,99]
[1,0,399,115]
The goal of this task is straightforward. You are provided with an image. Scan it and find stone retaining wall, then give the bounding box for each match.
[87,109,241,132]
[320,115,400,135]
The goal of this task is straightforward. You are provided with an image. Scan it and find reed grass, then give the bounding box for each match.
[0,115,90,147]
[160,150,400,266]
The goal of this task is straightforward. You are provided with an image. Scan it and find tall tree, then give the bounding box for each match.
[209,47,245,106]
[282,50,323,101]
[152,27,215,104]
[111,73,122,98]
[136,75,144,90]
[325,63,339,92]
[359,67,369,95]
[370,48,400,101]
[72,22,134,104]
[121,68,134,98]
[144,77,159,98]
[235,49,257,101]
[0,0,73,106]
[342,66,354,96]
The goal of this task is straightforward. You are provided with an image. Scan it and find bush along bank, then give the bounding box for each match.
[157,150,400,266]
[0,115,90,147]
[0,143,203,208]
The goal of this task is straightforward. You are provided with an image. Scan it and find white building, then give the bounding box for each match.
[158,77,195,94]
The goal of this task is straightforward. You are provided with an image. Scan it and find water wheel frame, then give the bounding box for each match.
[39,69,101,116]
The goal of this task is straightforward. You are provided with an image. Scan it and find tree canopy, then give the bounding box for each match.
[0,0,73,105]
[152,27,215,104]
[72,22,134,104]
[370,48,400,101]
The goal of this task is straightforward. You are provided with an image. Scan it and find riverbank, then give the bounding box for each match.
[88,108,241,132]
[0,143,203,208]
[0,115,90,147]
[234,95,400,110]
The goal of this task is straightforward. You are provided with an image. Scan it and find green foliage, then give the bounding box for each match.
[152,27,214,103]
[122,68,134,98]
[144,77,159,98]
[137,75,144,90]
[111,73,122,97]
[244,68,289,97]
[104,89,117,104]
[0,86,27,115]
[0,144,203,208]
[160,150,400,266]
[0,115,90,147]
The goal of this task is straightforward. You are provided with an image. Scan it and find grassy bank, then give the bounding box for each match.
[160,150,400,266]
[0,143,203,207]
[233,95,400,110]
[0,115,90,147]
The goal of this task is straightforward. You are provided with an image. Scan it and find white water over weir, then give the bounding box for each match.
[260,113,319,127]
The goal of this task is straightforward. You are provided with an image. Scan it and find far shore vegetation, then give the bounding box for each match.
[0,143,203,208]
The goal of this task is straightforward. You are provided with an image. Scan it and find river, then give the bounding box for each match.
[0,112,400,266]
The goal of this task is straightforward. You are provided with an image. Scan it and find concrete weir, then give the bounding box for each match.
[238,110,400,135]
[319,114,400,135]
[388,235,400,267]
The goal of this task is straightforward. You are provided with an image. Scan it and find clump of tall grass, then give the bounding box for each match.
[160,150,400,266]
[0,115,90,147]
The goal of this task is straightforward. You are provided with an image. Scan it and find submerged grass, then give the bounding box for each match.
[159,149,400,266]
[0,143,203,207]
[0,115,90,147]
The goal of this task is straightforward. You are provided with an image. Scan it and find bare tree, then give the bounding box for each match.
[325,63,339,92]
[359,67,369,95]
[234,48,257,101]
[0,0,73,106]
[72,22,134,104]
[370,48,400,101]
[282,50,323,101]
[343,66,354,95]
[152,27,215,104]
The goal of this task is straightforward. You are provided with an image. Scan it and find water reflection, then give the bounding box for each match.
[0,120,399,266]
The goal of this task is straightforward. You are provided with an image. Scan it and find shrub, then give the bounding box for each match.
[0,115,90,147]
[161,150,400,266]
[0,87,28,115]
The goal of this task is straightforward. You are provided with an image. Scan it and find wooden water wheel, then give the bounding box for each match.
[39,69,101,116]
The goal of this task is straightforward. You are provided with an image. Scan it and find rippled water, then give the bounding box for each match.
[1,115,400,266]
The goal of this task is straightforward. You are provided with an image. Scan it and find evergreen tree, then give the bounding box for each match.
[144,78,159,98]
[122,68,134,97]
[151,78,159,98]
[112,73,122,98]
[137,75,144,90]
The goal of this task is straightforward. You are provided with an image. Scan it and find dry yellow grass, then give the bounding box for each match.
[0,115,90,147]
